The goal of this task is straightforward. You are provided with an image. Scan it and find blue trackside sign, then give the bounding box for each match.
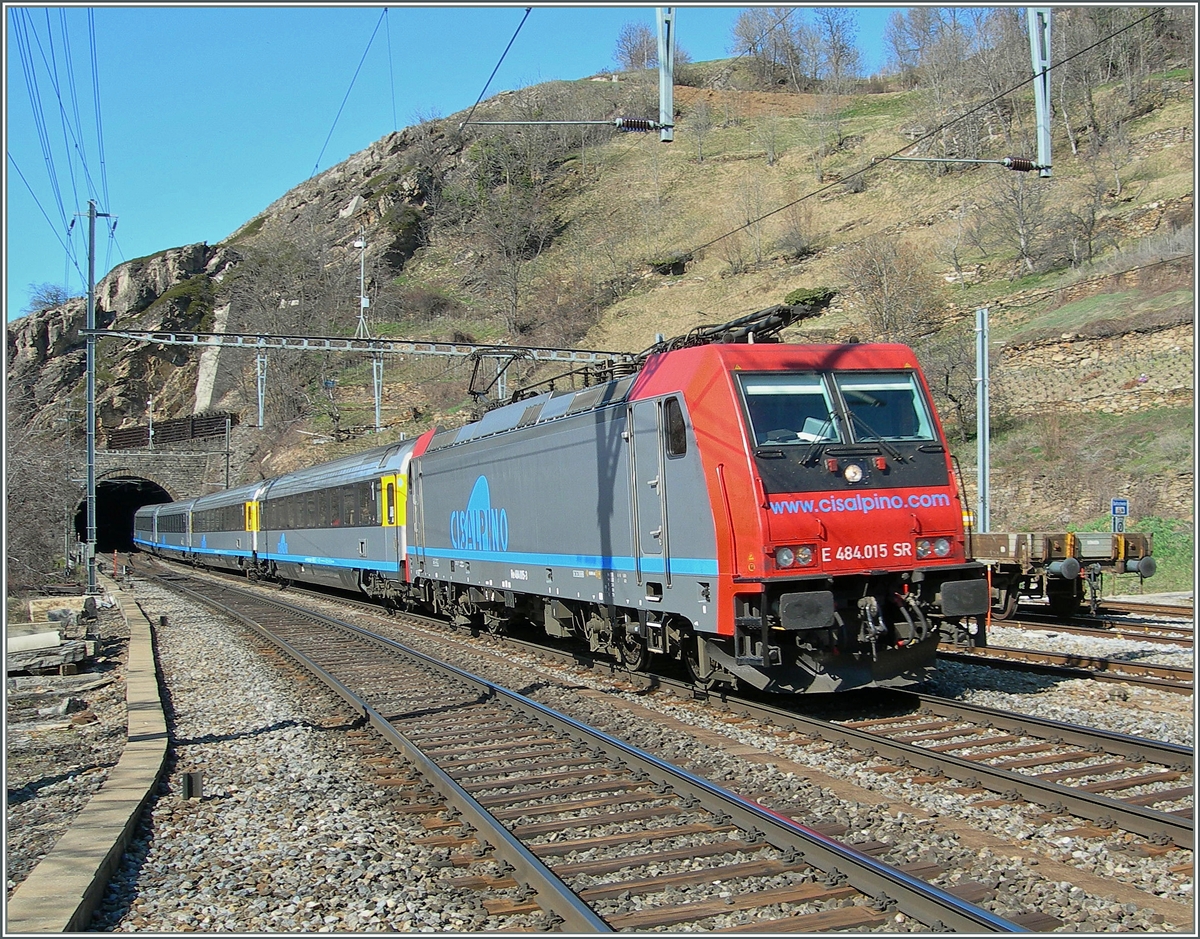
[1110,498,1129,516]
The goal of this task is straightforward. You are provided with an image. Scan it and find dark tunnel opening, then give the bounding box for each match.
[74,477,173,553]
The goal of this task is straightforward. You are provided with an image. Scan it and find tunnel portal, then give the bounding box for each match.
[74,477,173,553]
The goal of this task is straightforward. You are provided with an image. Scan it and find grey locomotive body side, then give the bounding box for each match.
[409,386,720,636]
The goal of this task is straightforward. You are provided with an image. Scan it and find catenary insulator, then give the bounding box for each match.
[616,118,655,132]
[1002,157,1037,172]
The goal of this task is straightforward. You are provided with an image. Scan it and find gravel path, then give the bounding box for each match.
[6,576,1193,932]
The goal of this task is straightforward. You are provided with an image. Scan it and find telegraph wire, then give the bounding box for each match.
[310,7,388,178]
[685,9,1161,258]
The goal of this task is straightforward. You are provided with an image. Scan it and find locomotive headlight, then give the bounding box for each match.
[796,545,814,566]
[775,546,796,568]
[933,537,951,557]
[915,538,932,559]
[843,463,864,483]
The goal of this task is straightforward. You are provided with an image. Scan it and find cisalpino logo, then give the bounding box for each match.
[450,476,509,552]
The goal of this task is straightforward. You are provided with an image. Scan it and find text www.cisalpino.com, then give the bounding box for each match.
[770,492,952,515]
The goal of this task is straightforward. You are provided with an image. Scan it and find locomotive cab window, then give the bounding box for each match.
[834,372,935,441]
[737,373,841,446]
[664,397,687,457]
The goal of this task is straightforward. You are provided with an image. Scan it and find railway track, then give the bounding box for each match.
[148,567,1025,933]
[665,674,1194,849]
[146,557,1193,851]
[936,643,1194,695]
[995,615,1193,648]
[1097,598,1194,620]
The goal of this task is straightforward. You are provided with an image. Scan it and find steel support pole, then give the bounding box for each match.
[1027,8,1052,178]
[975,307,991,533]
[85,201,98,594]
[657,7,675,143]
[373,353,383,434]
[225,416,232,488]
[256,351,267,428]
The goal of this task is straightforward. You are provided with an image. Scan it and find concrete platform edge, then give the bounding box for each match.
[6,574,168,934]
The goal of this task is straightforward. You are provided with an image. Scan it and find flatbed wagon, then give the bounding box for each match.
[969,530,1155,619]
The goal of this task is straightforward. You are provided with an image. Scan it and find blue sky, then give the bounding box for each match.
[5,3,900,321]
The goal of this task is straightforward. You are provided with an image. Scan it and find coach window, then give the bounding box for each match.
[386,481,396,525]
[664,397,687,457]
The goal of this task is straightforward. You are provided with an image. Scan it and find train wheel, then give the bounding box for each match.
[1047,587,1081,619]
[991,591,1018,620]
[683,636,717,690]
[619,633,648,672]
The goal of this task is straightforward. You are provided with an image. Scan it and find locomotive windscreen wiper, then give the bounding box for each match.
[800,414,837,465]
[845,410,904,462]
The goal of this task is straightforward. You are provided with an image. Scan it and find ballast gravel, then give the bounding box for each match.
[6,575,1193,932]
[86,584,546,933]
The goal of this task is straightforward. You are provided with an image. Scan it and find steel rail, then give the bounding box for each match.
[937,645,1193,694]
[910,693,1194,768]
[1098,599,1194,619]
[161,572,1025,933]
[994,618,1193,647]
[163,578,612,933]
[677,685,1193,846]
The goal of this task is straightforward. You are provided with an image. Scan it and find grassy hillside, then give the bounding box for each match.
[262,62,1195,569]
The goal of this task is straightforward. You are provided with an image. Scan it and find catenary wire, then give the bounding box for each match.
[684,9,1161,258]
[385,6,397,133]
[90,8,111,211]
[457,6,532,133]
[310,7,388,178]
[14,10,70,235]
[19,9,107,216]
[7,151,86,285]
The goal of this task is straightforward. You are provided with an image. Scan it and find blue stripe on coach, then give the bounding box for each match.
[408,547,718,577]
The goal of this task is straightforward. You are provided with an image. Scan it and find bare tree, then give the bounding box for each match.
[774,200,820,260]
[5,398,81,588]
[757,111,781,166]
[911,321,1012,445]
[936,204,976,291]
[689,98,713,163]
[22,282,78,315]
[842,236,944,341]
[221,230,358,426]
[813,8,861,150]
[731,7,800,87]
[735,169,768,267]
[979,172,1058,275]
[615,21,657,71]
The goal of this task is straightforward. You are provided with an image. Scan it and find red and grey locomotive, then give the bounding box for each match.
[136,337,988,694]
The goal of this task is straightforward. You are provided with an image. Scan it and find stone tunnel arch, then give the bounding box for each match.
[72,471,176,553]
